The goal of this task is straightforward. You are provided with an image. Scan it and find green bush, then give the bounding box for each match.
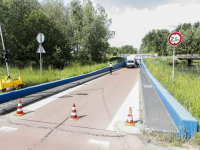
[195,132,200,145]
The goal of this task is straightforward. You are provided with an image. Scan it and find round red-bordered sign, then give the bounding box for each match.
[168,32,182,46]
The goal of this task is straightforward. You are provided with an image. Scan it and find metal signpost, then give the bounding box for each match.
[168,32,182,84]
[36,33,45,75]
[0,21,10,79]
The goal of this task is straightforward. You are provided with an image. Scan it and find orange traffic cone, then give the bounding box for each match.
[69,103,79,121]
[14,99,26,116]
[125,107,135,126]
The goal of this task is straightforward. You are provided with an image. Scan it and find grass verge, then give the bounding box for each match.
[0,60,109,88]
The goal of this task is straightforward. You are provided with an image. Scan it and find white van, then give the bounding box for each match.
[126,55,136,68]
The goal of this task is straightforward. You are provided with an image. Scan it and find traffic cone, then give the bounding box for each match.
[14,99,26,116]
[125,107,135,126]
[69,103,79,121]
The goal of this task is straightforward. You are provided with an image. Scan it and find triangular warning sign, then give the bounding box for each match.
[37,44,46,53]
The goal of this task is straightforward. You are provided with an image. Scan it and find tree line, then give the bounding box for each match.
[0,0,114,68]
[139,21,200,56]
[107,45,138,56]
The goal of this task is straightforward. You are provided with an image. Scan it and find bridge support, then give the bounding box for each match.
[187,59,192,65]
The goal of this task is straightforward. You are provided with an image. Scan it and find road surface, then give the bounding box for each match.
[0,68,141,150]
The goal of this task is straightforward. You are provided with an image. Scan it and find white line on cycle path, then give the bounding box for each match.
[23,81,95,111]
[88,139,110,149]
[106,81,139,131]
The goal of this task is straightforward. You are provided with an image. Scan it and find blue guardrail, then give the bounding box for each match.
[141,58,198,138]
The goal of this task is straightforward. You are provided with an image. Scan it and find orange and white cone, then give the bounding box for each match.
[69,103,79,121]
[14,99,26,116]
[125,107,135,126]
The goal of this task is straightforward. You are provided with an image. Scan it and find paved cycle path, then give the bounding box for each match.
[140,68,178,132]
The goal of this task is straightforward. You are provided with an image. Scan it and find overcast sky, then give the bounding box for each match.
[56,0,200,50]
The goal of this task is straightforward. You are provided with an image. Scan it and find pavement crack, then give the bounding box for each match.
[9,121,52,130]
[56,128,125,137]
[27,117,70,150]
[27,138,47,150]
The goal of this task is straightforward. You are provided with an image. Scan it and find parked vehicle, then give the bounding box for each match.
[126,55,136,68]
[126,55,140,68]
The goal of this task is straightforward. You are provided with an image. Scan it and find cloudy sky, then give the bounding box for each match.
[60,0,200,50]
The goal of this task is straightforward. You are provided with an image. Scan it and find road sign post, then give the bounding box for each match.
[172,46,175,84]
[0,21,10,79]
[36,33,45,75]
[168,32,182,85]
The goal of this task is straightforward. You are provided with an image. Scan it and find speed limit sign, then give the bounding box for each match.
[168,32,182,85]
[168,32,182,46]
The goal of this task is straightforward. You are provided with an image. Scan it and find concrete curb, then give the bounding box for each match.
[0,62,123,104]
[141,59,198,137]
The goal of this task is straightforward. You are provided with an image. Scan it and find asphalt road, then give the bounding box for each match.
[0,68,141,150]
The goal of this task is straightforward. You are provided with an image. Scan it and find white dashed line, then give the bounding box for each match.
[0,127,18,132]
[88,139,110,149]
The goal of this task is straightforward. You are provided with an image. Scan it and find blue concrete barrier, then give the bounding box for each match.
[124,57,127,66]
[0,62,123,103]
[141,59,198,137]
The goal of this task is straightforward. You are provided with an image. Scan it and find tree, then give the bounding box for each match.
[139,29,170,55]
[70,0,83,56]
[0,0,114,67]
[0,0,71,68]
[121,45,137,54]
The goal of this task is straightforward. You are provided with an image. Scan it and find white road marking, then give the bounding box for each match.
[23,79,96,111]
[0,127,18,132]
[106,81,139,131]
[88,139,110,149]
[144,85,152,88]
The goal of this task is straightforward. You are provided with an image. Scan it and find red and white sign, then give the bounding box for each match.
[168,32,182,46]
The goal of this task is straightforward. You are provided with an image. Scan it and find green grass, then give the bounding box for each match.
[0,60,109,88]
[144,58,200,144]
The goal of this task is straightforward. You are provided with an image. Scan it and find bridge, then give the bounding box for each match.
[0,57,197,149]
[122,54,200,64]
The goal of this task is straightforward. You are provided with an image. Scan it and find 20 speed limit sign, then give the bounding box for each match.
[168,32,182,46]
